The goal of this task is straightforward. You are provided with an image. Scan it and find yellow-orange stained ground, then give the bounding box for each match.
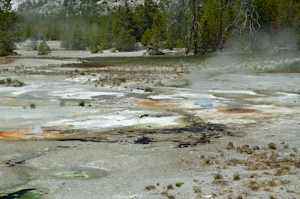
[131,99,176,108]
[0,126,70,139]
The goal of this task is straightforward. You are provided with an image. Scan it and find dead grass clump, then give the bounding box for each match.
[287,190,295,193]
[280,180,291,185]
[294,161,300,168]
[262,172,271,175]
[250,173,260,178]
[267,180,278,187]
[250,153,268,159]
[274,169,288,176]
[246,181,262,191]
[264,188,273,192]
[212,180,228,185]
[193,186,202,193]
[161,191,168,196]
[227,159,245,166]
[269,153,280,160]
[246,162,268,170]
[144,185,156,191]
[253,146,260,150]
[268,143,276,149]
[237,144,250,153]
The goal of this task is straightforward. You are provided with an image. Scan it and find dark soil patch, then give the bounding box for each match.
[62,62,124,68]
[219,108,261,114]
[134,136,153,144]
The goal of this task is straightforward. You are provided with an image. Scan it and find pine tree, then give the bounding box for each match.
[142,10,166,54]
[0,0,20,56]
[37,40,51,55]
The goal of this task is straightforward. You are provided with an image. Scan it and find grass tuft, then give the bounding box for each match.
[214,173,223,180]
[144,185,156,191]
[79,101,85,107]
[167,184,173,190]
[175,182,184,187]
[233,173,240,181]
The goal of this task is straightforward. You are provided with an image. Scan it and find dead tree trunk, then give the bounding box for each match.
[182,0,188,56]
[192,0,198,55]
[219,0,223,53]
[249,0,253,53]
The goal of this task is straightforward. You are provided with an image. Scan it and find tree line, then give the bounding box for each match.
[1,0,300,56]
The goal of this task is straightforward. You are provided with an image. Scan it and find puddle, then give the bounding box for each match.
[0,189,45,199]
[0,126,70,140]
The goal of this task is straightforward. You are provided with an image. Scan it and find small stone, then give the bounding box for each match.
[226,145,233,150]
[236,195,243,199]
[228,142,234,147]
[253,146,260,150]
[268,143,276,149]
[241,145,249,149]
[246,148,253,154]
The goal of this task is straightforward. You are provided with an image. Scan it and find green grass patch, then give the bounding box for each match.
[86,54,208,67]
[267,61,300,73]
[0,189,45,199]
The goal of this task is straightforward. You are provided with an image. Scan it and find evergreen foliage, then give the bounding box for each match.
[0,0,21,56]
[37,40,51,55]
[9,0,300,54]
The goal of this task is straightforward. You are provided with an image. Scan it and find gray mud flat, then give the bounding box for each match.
[1,47,300,198]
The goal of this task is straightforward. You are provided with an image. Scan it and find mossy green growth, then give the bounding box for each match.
[53,171,88,179]
[1,189,45,199]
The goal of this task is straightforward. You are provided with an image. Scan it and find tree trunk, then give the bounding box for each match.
[182,0,187,56]
[192,0,198,55]
[219,0,223,53]
[249,0,253,53]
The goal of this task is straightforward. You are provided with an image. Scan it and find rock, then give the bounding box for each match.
[228,142,234,147]
[242,145,249,149]
[268,143,276,149]
[226,145,233,150]
[253,146,260,150]
[134,136,152,144]
[236,195,243,199]
[246,148,253,154]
